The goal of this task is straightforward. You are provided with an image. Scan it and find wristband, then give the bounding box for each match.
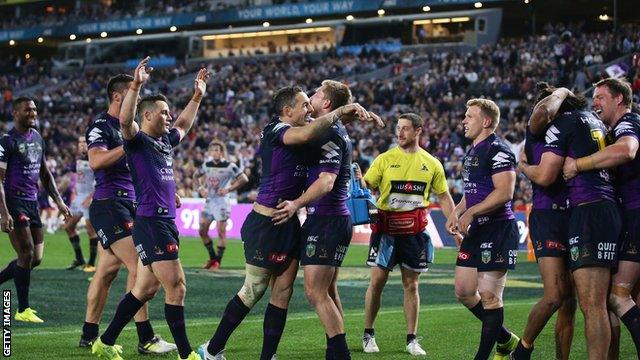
[576,155,595,172]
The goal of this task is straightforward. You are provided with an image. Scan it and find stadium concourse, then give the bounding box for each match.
[1,0,640,359]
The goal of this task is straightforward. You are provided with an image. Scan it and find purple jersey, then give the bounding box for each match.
[544,110,615,205]
[525,127,569,210]
[462,133,516,225]
[86,112,135,200]
[610,112,640,210]
[305,122,352,216]
[124,128,181,218]
[255,117,308,208]
[0,128,44,201]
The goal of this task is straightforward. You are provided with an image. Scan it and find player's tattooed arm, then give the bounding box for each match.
[0,168,13,232]
[563,136,639,180]
[529,87,571,136]
[120,57,152,140]
[40,157,71,221]
[173,68,210,140]
[283,103,384,145]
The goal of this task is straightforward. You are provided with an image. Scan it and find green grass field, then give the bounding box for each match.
[0,232,635,359]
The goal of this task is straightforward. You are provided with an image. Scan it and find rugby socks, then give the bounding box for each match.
[511,341,533,360]
[407,333,416,344]
[135,320,154,344]
[469,301,512,343]
[208,295,250,355]
[88,237,99,266]
[326,333,350,360]
[101,292,144,346]
[475,307,504,360]
[204,241,217,260]
[620,306,640,358]
[217,246,226,262]
[0,260,17,284]
[364,328,374,337]
[82,322,99,342]
[165,304,192,359]
[69,234,85,264]
[260,303,288,360]
[14,265,31,312]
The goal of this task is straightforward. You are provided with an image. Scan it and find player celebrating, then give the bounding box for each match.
[91,57,209,360]
[0,97,72,323]
[198,141,248,270]
[80,74,174,354]
[64,135,99,272]
[356,112,456,356]
[448,99,519,360]
[198,86,382,360]
[561,78,640,358]
[515,84,577,360]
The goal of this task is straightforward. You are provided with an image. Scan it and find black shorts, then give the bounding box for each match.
[132,216,180,266]
[567,200,621,271]
[6,198,42,229]
[301,215,352,267]
[457,219,519,271]
[241,211,300,271]
[366,231,433,272]
[529,209,571,260]
[616,209,640,263]
[90,198,136,249]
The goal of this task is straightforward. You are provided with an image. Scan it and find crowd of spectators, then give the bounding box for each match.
[0,22,639,209]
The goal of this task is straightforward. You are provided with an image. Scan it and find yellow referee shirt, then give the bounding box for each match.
[363,146,448,212]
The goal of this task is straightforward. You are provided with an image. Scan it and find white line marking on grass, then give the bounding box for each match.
[14,300,537,337]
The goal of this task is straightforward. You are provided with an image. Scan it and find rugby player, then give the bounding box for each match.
[92,57,209,360]
[80,73,174,353]
[562,78,640,358]
[0,96,72,323]
[64,135,99,272]
[198,140,248,270]
[448,99,519,360]
[515,84,579,360]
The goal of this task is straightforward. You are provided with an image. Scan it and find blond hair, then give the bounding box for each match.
[321,80,352,110]
[466,98,500,129]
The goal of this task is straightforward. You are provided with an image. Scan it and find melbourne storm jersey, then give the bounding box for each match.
[201,160,243,201]
[365,146,448,212]
[305,122,352,216]
[462,133,516,225]
[124,128,181,218]
[610,112,640,210]
[86,112,135,201]
[255,117,307,208]
[524,127,569,210]
[544,110,615,205]
[0,128,45,201]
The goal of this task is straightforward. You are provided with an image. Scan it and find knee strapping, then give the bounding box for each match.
[612,283,633,299]
[478,272,507,306]
[238,266,271,308]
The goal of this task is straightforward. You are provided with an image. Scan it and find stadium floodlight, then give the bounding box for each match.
[346,15,354,21]
[423,6,431,12]
[306,18,313,24]
[37,37,44,43]
[69,34,76,40]
[599,14,610,21]
[451,17,471,22]
[524,0,530,3]
[86,38,92,43]
[136,28,143,35]
[25,53,30,59]
[377,9,385,16]
[170,26,177,32]
[432,18,451,24]
[9,40,15,46]
[474,2,483,8]
[100,32,108,38]
[263,21,270,27]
